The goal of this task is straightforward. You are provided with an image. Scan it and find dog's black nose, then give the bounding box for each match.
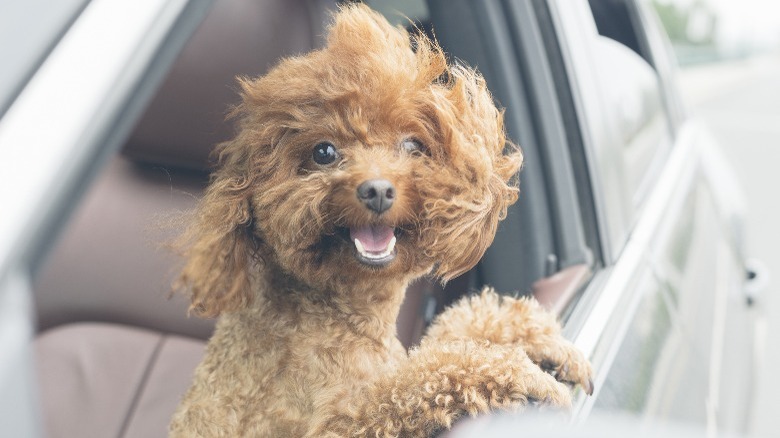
[357,179,395,214]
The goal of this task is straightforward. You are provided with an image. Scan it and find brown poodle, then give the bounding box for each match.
[170,4,593,437]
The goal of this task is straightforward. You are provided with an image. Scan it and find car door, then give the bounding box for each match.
[547,0,756,433]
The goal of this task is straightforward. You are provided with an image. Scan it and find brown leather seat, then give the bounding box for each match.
[32,1,336,437]
[35,323,205,438]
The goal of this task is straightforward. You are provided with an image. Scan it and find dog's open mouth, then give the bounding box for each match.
[348,224,397,267]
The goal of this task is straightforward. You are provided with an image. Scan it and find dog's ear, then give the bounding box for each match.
[423,65,524,282]
[175,141,257,318]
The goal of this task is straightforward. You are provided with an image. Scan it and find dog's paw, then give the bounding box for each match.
[516,367,574,409]
[528,336,594,396]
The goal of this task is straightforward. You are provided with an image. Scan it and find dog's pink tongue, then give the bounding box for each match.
[350,225,395,252]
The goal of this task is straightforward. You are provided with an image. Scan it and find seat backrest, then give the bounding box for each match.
[34,0,337,340]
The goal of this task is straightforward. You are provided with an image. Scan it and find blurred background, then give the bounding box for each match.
[650,0,780,436]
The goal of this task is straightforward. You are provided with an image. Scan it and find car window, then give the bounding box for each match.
[550,0,675,261]
[363,0,429,26]
[593,36,672,207]
[588,0,673,207]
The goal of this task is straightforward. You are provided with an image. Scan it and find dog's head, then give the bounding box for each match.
[178,4,523,316]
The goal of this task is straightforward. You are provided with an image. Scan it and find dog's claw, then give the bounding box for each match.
[584,378,594,396]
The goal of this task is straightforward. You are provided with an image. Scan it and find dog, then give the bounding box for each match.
[170,4,592,437]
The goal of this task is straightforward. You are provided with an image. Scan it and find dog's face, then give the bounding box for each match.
[178,5,522,316]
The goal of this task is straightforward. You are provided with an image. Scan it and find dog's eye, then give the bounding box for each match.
[401,139,426,156]
[312,142,339,165]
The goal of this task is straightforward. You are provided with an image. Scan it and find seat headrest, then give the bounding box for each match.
[123,0,335,171]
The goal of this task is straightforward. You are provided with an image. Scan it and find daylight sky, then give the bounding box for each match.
[657,0,780,49]
[712,0,780,48]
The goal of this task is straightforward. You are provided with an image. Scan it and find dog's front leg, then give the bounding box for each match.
[316,339,571,438]
[424,288,593,395]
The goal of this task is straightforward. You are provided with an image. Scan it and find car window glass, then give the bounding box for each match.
[584,0,673,216]
[363,0,429,26]
[594,36,671,206]
[588,0,649,63]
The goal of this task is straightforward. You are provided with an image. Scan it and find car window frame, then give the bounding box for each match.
[0,0,211,434]
[0,0,211,280]
[427,0,595,301]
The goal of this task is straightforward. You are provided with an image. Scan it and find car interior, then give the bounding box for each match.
[31,0,597,436]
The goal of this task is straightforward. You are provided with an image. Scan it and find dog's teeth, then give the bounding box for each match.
[353,236,396,260]
[354,238,366,256]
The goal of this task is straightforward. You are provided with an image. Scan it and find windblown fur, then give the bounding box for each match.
[170,4,592,437]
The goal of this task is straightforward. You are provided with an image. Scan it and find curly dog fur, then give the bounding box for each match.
[170,4,592,437]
